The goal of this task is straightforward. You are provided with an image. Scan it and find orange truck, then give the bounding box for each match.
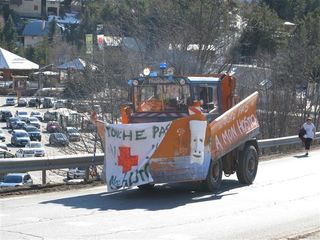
[97,64,260,192]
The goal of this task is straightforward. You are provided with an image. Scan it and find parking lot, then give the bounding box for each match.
[0,95,100,184]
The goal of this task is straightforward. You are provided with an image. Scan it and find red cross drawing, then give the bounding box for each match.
[117,146,139,173]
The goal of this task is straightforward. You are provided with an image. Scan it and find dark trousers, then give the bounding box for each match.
[305,138,313,150]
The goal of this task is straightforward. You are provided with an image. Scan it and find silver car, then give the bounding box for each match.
[0,173,33,187]
[6,97,16,106]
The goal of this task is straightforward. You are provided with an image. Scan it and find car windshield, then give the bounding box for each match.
[31,112,40,116]
[16,132,28,137]
[29,118,38,122]
[68,128,78,133]
[23,149,34,154]
[56,133,65,139]
[30,142,42,148]
[19,112,28,116]
[134,81,190,112]
[26,126,39,132]
[4,175,22,183]
[10,117,19,122]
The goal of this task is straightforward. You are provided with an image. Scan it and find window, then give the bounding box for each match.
[23,174,31,182]
[134,83,190,112]
[194,85,219,113]
[34,5,38,10]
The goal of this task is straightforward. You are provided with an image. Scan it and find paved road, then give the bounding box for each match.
[1,150,319,240]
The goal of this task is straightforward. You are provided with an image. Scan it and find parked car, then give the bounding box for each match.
[65,127,81,141]
[15,110,29,122]
[46,121,61,133]
[24,125,41,141]
[54,99,67,109]
[43,97,55,108]
[0,173,33,187]
[67,167,86,180]
[28,98,37,107]
[12,120,27,130]
[30,111,43,121]
[17,98,27,107]
[49,132,69,146]
[0,143,9,151]
[7,91,17,96]
[15,148,35,158]
[0,129,5,142]
[27,117,41,129]
[0,148,14,158]
[11,130,30,147]
[7,117,20,129]
[0,110,12,122]
[6,97,16,106]
[25,141,45,157]
[44,110,58,122]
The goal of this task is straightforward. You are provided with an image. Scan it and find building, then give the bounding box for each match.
[8,0,61,18]
[22,20,49,47]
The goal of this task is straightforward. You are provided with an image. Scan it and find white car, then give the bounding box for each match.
[30,111,43,121]
[27,117,41,129]
[25,141,45,157]
[0,143,9,151]
[67,167,86,180]
[0,173,33,187]
[18,98,28,107]
[65,127,81,141]
[6,97,16,106]
[15,148,35,158]
[15,110,29,122]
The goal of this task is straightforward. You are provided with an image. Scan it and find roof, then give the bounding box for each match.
[187,76,221,83]
[33,71,59,76]
[22,20,49,36]
[0,48,39,70]
[57,58,97,71]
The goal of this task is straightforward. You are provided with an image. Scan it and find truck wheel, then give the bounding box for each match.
[237,145,258,184]
[202,158,222,192]
[138,183,155,191]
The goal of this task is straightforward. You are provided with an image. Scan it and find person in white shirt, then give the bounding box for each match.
[302,116,316,156]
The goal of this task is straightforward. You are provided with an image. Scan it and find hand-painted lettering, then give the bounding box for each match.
[136,130,147,140]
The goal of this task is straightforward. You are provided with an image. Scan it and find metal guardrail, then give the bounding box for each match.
[0,153,104,174]
[257,132,320,148]
[1,132,320,175]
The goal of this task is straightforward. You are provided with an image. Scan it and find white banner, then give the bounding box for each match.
[105,121,171,191]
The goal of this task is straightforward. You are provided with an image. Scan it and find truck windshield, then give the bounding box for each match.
[134,83,190,112]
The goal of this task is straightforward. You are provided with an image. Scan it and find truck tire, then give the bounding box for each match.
[237,145,258,184]
[202,158,222,192]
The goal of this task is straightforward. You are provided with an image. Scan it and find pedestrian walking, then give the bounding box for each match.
[301,116,316,156]
[35,98,39,109]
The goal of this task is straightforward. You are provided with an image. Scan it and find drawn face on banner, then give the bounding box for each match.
[189,120,207,164]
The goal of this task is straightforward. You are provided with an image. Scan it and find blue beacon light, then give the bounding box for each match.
[159,62,167,70]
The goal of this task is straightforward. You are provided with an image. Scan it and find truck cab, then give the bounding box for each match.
[122,70,236,125]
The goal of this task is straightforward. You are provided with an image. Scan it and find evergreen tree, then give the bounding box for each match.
[3,15,18,52]
[48,18,58,44]
[232,4,284,63]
